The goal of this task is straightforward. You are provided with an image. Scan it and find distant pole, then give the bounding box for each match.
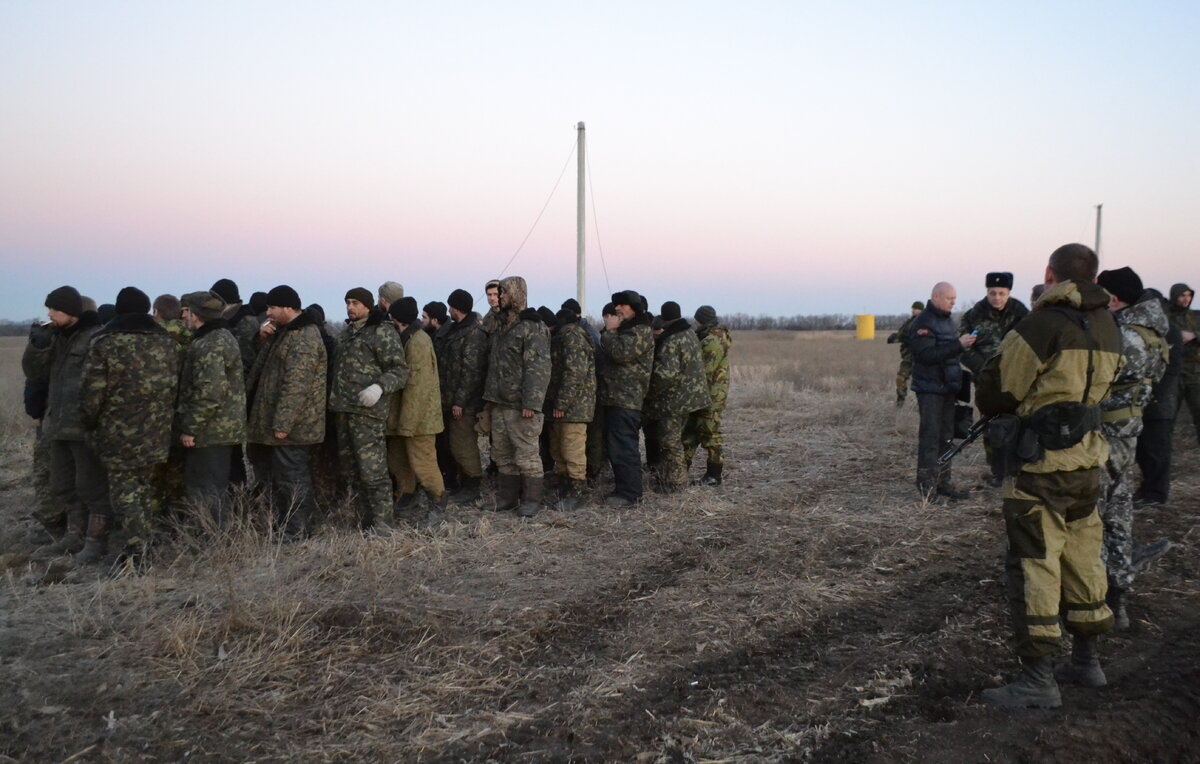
[1095,203,1103,257]
[576,121,586,316]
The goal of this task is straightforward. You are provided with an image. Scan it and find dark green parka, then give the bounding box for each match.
[644,318,711,420]
[246,310,328,446]
[22,311,103,441]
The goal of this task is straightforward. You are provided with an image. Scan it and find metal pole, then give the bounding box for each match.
[576,121,586,316]
[1095,203,1103,257]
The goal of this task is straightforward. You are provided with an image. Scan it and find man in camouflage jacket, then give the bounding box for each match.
[329,288,408,530]
[1167,282,1200,444]
[1095,268,1169,630]
[886,301,925,406]
[600,290,655,506]
[683,305,732,486]
[154,294,193,348]
[22,286,108,555]
[79,287,180,564]
[176,291,247,527]
[483,276,551,517]
[441,289,489,505]
[645,302,710,493]
[547,308,596,510]
[246,286,327,541]
[386,297,446,525]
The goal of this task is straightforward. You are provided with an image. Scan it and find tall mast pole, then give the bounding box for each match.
[1095,203,1103,257]
[576,121,586,316]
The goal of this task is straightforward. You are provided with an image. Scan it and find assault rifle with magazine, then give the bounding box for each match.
[937,414,997,465]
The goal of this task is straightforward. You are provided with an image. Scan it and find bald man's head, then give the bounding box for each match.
[930,282,957,313]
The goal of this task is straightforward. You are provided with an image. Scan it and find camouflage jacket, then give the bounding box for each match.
[481,307,502,336]
[160,318,194,348]
[229,306,263,378]
[697,324,732,412]
[645,319,711,420]
[329,309,408,419]
[893,314,917,363]
[439,311,488,412]
[246,309,327,446]
[958,297,1029,374]
[176,320,247,447]
[1167,304,1200,382]
[599,312,654,410]
[387,323,443,437]
[80,314,180,469]
[483,276,551,411]
[1101,296,1169,436]
[22,311,103,441]
[546,318,596,422]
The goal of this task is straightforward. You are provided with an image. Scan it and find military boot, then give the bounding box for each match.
[392,492,418,521]
[448,476,482,506]
[980,656,1062,709]
[492,473,521,512]
[74,512,113,566]
[557,479,587,512]
[518,475,543,518]
[34,508,87,558]
[1108,587,1131,631]
[1054,636,1106,688]
[699,462,723,486]
[420,489,448,527]
[1133,539,1171,572]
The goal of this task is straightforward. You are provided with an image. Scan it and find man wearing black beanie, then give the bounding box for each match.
[600,289,654,506]
[25,286,107,556]
[75,286,179,565]
[440,289,489,505]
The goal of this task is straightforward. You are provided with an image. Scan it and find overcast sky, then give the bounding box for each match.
[2,1,1197,322]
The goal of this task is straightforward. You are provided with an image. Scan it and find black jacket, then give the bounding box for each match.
[909,302,964,395]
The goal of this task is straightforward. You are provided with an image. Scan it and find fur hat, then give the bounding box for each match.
[448,289,473,313]
[611,290,643,312]
[389,296,418,324]
[1097,267,1144,306]
[345,287,374,308]
[266,285,301,311]
[986,272,1014,290]
[115,286,151,316]
[182,290,227,322]
[44,286,83,317]
[561,298,582,315]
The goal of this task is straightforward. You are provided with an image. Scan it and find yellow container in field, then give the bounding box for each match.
[855,315,875,340]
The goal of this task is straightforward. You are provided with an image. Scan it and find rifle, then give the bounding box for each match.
[938,414,997,465]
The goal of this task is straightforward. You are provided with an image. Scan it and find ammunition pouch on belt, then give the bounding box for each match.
[1025,402,1102,451]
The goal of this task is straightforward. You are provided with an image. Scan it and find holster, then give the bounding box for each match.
[1026,402,1101,451]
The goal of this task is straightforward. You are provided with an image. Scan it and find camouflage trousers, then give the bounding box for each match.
[335,413,391,524]
[1002,468,1112,659]
[895,358,913,404]
[1099,429,1139,591]
[491,406,544,477]
[30,425,59,530]
[387,434,444,499]
[651,414,688,491]
[682,405,725,468]
[108,465,161,550]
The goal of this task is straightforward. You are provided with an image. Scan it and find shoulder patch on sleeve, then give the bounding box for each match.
[915,328,931,336]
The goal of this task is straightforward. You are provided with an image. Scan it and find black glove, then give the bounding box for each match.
[886,332,899,344]
[28,322,54,350]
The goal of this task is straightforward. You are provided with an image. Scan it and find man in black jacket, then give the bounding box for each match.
[910,282,976,500]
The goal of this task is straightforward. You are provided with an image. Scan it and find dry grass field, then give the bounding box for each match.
[1,331,1197,762]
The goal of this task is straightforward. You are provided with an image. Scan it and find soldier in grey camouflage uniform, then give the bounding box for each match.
[176,291,247,528]
[547,307,596,510]
[887,301,925,406]
[645,302,710,493]
[483,276,551,517]
[329,288,408,531]
[600,290,655,506]
[683,305,732,485]
[1095,268,1169,630]
[79,287,180,565]
[441,289,489,505]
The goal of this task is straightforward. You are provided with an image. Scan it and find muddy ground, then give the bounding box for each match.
[0,333,1197,762]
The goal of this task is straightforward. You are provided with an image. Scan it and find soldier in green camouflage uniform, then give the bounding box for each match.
[683,305,732,485]
[547,308,596,510]
[79,287,180,564]
[483,276,551,517]
[887,301,925,406]
[441,289,489,504]
[1095,268,1169,630]
[645,302,710,493]
[176,291,247,528]
[1167,283,1200,444]
[600,291,655,506]
[329,288,408,530]
[154,294,194,348]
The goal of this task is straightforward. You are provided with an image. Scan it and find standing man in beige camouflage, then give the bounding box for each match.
[683,305,732,486]
[547,307,596,510]
[645,302,710,493]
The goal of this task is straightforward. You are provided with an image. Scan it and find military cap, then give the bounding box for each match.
[986,272,1014,290]
[182,290,227,322]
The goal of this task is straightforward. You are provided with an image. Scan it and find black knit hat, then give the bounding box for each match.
[537,306,557,327]
[986,272,1014,290]
[306,303,326,323]
[115,286,151,315]
[555,308,576,326]
[45,286,84,317]
[389,296,418,324]
[266,285,301,310]
[1097,267,1144,305]
[345,287,374,308]
[211,278,241,304]
[602,302,616,317]
[423,301,448,324]
[660,301,682,322]
[561,298,582,315]
[694,305,717,326]
[249,291,268,313]
[448,288,473,313]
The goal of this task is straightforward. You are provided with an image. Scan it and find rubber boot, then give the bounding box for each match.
[1054,636,1106,688]
[74,513,113,566]
[699,462,724,486]
[449,476,481,506]
[1108,587,1131,632]
[492,474,521,512]
[35,508,87,558]
[937,483,970,501]
[420,489,448,527]
[557,479,587,512]
[518,475,543,518]
[980,656,1062,709]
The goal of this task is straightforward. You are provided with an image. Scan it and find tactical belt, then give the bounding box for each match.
[1022,305,1101,452]
[1102,405,1143,424]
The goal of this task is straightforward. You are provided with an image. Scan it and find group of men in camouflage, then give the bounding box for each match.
[892,244,1187,709]
[22,277,732,568]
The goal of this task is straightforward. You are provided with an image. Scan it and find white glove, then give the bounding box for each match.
[358,383,383,407]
